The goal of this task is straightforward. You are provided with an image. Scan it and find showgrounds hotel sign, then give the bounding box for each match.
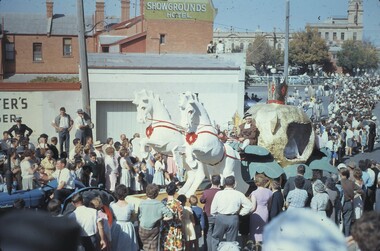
[144,0,216,21]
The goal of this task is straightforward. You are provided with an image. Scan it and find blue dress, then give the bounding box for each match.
[110,202,138,251]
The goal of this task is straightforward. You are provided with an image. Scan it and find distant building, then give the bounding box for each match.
[0,0,216,80]
[307,0,363,67]
[213,28,289,54]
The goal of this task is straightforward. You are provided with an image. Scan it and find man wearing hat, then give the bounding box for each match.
[7,117,33,138]
[74,109,90,145]
[237,116,260,152]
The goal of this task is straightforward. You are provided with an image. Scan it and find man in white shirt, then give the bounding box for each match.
[70,193,107,251]
[215,40,224,54]
[46,158,75,202]
[51,107,73,156]
[210,176,254,251]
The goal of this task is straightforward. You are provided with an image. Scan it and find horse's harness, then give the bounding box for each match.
[185,125,240,166]
[145,118,183,138]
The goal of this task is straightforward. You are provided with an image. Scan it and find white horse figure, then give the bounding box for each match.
[178,92,249,196]
[132,90,185,161]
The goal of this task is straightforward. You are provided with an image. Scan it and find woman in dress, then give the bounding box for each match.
[310,179,331,217]
[152,153,165,187]
[161,182,184,251]
[249,174,272,247]
[20,149,38,190]
[105,147,118,192]
[119,149,133,194]
[110,184,138,251]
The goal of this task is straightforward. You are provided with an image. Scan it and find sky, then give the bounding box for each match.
[0,0,379,46]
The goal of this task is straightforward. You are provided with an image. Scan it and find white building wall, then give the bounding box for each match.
[0,91,82,145]
[89,68,245,141]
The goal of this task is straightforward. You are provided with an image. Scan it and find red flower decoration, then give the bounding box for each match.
[186,132,198,145]
[146,125,153,138]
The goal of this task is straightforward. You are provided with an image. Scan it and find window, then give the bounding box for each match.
[333,32,337,41]
[341,32,345,40]
[159,34,166,44]
[5,43,15,61]
[277,43,282,50]
[318,32,321,38]
[63,38,72,56]
[231,43,235,51]
[240,43,244,50]
[102,46,109,53]
[324,32,329,40]
[353,32,357,41]
[33,43,42,62]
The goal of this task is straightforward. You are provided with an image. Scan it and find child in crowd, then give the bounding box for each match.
[133,165,144,194]
[189,195,205,251]
[152,153,165,187]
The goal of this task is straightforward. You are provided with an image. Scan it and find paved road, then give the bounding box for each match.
[247,85,380,164]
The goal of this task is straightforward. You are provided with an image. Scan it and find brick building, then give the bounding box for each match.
[0,0,216,80]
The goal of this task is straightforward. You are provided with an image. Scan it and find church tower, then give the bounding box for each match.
[347,0,363,26]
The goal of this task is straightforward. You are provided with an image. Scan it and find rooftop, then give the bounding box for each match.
[87,53,244,70]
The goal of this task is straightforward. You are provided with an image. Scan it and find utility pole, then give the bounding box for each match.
[284,0,290,86]
[77,0,91,116]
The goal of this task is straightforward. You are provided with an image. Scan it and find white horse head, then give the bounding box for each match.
[133,90,154,123]
[179,92,211,133]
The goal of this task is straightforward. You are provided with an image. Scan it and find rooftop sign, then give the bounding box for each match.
[144,0,216,21]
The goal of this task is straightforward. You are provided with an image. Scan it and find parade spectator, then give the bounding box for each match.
[177,194,197,251]
[110,184,138,251]
[119,148,133,194]
[350,211,380,251]
[285,175,309,210]
[70,193,107,251]
[310,179,331,216]
[268,180,284,221]
[20,149,38,190]
[7,117,33,139]
[215,40,224,54]
[74,109,89,145]
[105,147,118,192]
[200,174,221,250]
[189,195,205,250]
[152,152,165,187]
[210,176,254,251]
[283,165,313,204]
[40,150,56,177]
[45,158,75,202]
[339,167,364,236]
[138,184,173,251]
[249,174,272,247]
[161,182,184,250]
[51,107,73,155]
[325,176,341,224]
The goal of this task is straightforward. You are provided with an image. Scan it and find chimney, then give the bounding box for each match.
[46,0,53,19]
[95,0,105,32]
[121,0,130,22]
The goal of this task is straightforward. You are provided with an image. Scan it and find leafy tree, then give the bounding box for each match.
[337,40,379,75]
[289,26,331,74]
[246,35,282,75]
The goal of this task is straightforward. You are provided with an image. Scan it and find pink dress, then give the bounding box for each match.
[249,187,273,242]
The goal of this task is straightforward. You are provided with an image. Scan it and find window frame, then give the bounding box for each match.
[63,38,72,57]
[159,34,166,45]
[5,42,15,61]
[33,43,43,62]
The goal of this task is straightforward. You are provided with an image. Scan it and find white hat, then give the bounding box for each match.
[372,116,377,120]
[93,140,103,148]
[263,209,347,251]
[337,163,347,170]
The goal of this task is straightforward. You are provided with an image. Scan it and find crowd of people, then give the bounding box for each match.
[1,76,380,251]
